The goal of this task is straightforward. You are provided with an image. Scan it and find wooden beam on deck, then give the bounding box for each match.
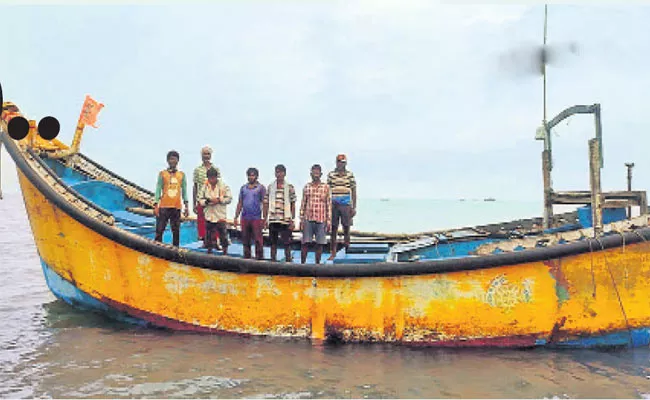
[551,190,647,206]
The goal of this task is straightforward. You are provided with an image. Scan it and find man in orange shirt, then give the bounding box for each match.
[154,150,190,247]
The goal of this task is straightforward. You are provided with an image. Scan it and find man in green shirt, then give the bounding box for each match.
[193,146,220,242]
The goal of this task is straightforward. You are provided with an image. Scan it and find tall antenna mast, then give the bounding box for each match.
[540,4,552,230]
[543,4,548,124]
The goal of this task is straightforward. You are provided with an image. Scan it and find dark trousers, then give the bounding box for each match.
[241,218,264,259]
[269,222,293,262]
[269,222,293,246]
[205,221,228,252]
[155,208,181,247]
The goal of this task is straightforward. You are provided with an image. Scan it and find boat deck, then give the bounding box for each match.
[37,153,646,266]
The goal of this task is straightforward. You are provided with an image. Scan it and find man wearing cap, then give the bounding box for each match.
[154,150,190,247]
[327,154,357,260]
[193,146,221,244]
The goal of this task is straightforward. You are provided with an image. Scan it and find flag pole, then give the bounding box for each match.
[50,95,103,159]
[71,120,86,153]
[70,95,94,153]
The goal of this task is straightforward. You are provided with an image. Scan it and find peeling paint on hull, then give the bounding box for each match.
[43,259,650,349]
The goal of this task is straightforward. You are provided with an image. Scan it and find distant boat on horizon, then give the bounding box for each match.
[380,198,390,202]
[484,197,496,202]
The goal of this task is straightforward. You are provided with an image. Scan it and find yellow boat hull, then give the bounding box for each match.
[15,167,650,347]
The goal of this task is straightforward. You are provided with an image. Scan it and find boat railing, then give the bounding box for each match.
[474,213,650,256]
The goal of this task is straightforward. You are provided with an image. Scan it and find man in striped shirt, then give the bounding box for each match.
[299,164,331,264]
[327,154,357,260]
[263,164,297,262]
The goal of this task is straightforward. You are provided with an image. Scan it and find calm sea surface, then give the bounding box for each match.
[1,193,650,398]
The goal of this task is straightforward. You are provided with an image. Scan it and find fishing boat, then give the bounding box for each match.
[2,6,650,347]
[3,93,650,349]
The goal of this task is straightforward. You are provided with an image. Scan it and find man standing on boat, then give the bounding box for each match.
[263,164,296,262]
[198,167,232,254]
[327,154,357,260]
[193,146,220,244]
[154,150,190,247]
[299,164,331,264]
[233,167,266,260]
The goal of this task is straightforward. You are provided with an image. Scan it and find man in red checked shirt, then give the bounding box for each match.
[299,164,331,264]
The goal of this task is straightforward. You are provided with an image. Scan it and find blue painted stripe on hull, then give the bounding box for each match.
[631,329,650,347]
[40,260,149,327]
[550,328,650,349]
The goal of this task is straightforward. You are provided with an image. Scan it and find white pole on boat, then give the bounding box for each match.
[625,162,635,218]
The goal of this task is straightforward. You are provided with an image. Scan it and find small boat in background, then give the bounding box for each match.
[484,197,496,202]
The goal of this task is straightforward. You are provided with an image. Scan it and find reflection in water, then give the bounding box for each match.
[2,194,650,398]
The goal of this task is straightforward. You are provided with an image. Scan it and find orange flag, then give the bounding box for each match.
[79,95,104,128]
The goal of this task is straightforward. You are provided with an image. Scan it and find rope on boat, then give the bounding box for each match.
[595,237,633,344]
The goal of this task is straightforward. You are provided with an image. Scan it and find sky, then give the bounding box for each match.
[1,2,650,203]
